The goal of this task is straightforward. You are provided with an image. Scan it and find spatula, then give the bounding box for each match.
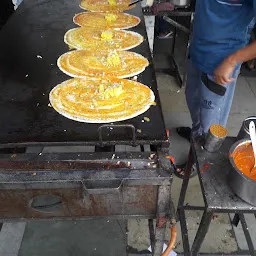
[249,121,256,174]
[128,0,143,6]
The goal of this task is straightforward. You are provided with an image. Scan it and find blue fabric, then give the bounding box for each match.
[185,59,240,137]
[15,0,23,8]
[190,0,255,75]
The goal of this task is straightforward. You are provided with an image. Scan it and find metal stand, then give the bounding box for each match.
[155,9,194,88]
[177,137,256,255]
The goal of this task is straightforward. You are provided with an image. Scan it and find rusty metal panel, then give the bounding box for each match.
[0,183,159,219]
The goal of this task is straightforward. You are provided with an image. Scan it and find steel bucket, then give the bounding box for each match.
[228,139,256,206]
[236,116,256,141]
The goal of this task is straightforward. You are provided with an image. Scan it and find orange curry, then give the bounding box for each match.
[233,143,256,181]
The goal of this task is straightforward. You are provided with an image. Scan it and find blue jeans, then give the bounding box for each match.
[185,59,240,138]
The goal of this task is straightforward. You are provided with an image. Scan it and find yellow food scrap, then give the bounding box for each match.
[101,30,113,40]
[100,83,124,99]
[68,45,75,50]
[137,129,142,133]
[99,84,105,94]
[105,14,118,22]
[144,117,150,122]
[107,51,121,66]
[108,0,117,5]
[150,102,157,106]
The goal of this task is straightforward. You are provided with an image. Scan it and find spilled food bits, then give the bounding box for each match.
[144,117,150,122]
[137,129,142,133]
[33,172,37,176]
[25,74,29,77]
[48,103,52,107]
[37,55,43,59]
[203,163,210,169]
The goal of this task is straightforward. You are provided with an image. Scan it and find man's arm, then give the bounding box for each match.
[214,40,256,85]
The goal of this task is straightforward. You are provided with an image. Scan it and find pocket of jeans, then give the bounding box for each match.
[201,73,227,96]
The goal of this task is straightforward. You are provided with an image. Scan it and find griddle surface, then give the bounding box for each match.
[0,0,167,146]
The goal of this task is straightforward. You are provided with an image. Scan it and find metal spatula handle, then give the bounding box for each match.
[249,121,256,165]
[129,0,143,6]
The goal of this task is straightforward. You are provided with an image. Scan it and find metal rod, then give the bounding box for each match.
[153,185,171,256]
[181,12,194,88]
[191,211,213,255]
[178,146,193,208]
[129,0,143,6]
[163,15,190,34]
[232,213,240,227]
[170,57,183,86]
[178,209,191,255]
[149,219,155,253]
[239,214,255,256]
[179,205,205,211]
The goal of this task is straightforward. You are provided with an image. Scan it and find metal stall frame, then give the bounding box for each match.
[0,0,176,254]
[143,7,194,88]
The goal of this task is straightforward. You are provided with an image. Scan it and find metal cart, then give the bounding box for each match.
[178,137,256,255]
[0,1,175,255]
[143,6,194,88]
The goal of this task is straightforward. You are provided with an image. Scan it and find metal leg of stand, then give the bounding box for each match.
[239,214,255,256]
[177,146,194,256]
[178,146,194,208]
[149,219,155,253]
[178,209,191,255]
[152,185,171,256]
[191,211,213,256]
[232,213,240,227]
[181,13,194,88]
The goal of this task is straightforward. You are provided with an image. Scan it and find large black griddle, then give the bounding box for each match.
[0,0,168,147]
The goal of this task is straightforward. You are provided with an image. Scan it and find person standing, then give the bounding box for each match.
[175,0,256,178]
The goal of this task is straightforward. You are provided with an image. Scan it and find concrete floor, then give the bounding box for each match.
[1,17,256,256]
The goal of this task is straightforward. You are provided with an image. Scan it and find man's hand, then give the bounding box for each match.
[214,41,256,85]
[214,57,237,85]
